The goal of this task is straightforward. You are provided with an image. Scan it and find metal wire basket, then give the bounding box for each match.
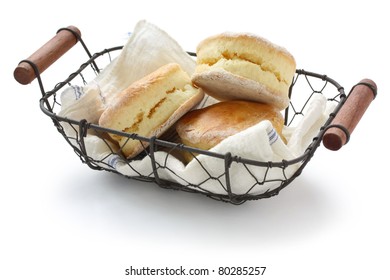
[14,26,377,204]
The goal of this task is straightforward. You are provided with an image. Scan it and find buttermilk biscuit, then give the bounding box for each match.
[192,32,296,110]
[99,63,204,158]
[176,100,285,162]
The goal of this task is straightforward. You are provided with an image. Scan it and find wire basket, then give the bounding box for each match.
[14,26,377,204]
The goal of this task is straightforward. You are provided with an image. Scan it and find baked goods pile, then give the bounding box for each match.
[58,20,334,196]
[97,25,296,163]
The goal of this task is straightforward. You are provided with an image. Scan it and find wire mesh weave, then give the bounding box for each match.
[32,43,346,205]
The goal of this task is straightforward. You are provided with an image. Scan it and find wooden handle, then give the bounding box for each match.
[323,79,377,151]
[14,26,81,85]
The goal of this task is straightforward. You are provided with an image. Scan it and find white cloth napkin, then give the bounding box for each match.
[57,20,335,196]
[93,20,197,107]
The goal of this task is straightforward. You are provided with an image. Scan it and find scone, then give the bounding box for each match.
[99,63,204,158]
[192,32,296,110]
[176,100,285,162]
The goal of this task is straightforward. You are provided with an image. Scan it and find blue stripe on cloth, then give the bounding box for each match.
[107,155,120,169]
[73,85,84,100]
[267,128,279,145]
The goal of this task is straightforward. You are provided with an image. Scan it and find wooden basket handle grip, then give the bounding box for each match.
[323,79,377,151]
[14,26,81,85]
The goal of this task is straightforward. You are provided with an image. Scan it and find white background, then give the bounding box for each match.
[2,1,389,279]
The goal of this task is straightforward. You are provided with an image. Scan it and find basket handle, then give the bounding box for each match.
[14,26,81,85]
[323,79,377,151]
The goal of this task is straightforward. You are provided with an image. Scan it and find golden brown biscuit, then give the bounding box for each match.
[192,32,296,110]
[176,100,285,162]
[99,63,204,158]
